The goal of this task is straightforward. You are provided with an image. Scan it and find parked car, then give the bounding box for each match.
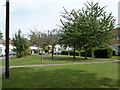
[39,51,45,55]
[12,51,16,55]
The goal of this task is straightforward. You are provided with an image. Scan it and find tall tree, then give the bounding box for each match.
[59,1,115,59]
[59,7,81,58]
[12,30,30,58]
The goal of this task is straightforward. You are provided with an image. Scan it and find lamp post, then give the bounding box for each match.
[5,0,10,79]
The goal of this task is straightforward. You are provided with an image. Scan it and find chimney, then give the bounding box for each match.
[118,1,120,27]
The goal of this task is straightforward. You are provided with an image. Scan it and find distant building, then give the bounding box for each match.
[110,27,120,55]
[0,40,38,56]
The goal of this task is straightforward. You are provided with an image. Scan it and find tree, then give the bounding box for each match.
[59,7,81,59]
[0,30,3,40]
[48,29,59,60]
[29,30,48,62]
[59,1,115,59]
[76,1,115,59]
[12,30,30,58]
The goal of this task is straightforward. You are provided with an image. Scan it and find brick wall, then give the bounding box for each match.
[110,28,120,45]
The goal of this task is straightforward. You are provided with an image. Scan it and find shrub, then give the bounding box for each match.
[12,30,30,58]
[69,50,80,56]
[94,48,113,58]
[80,49,92,57]
[61,50,68,55]
[34,50,38,53]
[44,48,48,53]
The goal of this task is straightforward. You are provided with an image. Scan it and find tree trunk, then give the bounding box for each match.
[52,45,54,60]
[41,48,43,62]
[85,47,88,60]
[74,44,75,59]
[48,45,49,55]
[92,52,95,58]
[37,47,39,55]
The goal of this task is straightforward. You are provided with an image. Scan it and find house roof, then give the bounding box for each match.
[0,40,12,44]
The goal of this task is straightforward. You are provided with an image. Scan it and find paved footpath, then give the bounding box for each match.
[9,60,119,68]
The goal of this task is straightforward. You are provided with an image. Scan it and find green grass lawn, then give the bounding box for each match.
[2,63,118,88]
[112,56,120,60]
[2,55,114,66]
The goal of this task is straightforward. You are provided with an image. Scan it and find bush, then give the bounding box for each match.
[44,48,48,53]
[80,49,92,57]
[61,50,68,55]
[34,50,38,53]
[69,50,80,56]
[94,48,113,58]
[80,51,85,56]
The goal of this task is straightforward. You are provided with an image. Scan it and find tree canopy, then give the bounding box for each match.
[59,1,115,59]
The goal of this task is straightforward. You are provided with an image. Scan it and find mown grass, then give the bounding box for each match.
[112,56,120,60]
[2,55,114,66]
[2,63,119,88]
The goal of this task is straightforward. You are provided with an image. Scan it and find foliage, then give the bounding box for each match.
[0,30,3,40]
[94,48,113,58]
[34,50,38,53]
[29,28,48,62]
[59,1,115,59]
[69,50,80,56]
[12,30,30,58]
[44,48,48,53]
[61,50,68,55]
[48,29,59,59]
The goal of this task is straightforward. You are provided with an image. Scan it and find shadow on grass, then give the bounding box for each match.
[43,55,87,61]
[2,67,118,88]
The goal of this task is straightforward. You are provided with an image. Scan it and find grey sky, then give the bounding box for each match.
[0,0,119,39]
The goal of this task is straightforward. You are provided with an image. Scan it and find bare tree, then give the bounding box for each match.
[29,28,48,62]
[49,29,59,60]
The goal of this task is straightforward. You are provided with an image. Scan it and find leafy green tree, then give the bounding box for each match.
[0,30,3,40]
[59,8,80,58]
[12,30,30,58]
[60,1,115,59]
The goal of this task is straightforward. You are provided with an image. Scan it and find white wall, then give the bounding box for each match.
[110,45,119,55]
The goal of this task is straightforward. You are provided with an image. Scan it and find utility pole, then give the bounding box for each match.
[5,0,10,79]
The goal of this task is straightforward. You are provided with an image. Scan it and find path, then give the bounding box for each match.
[9,60,119,68]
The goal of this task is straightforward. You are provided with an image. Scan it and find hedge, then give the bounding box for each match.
[80,49,92,57]
[94,48,113,58]
[34,50,38,53]
[61,50,80,56]
[69,50,80,56]
[61,50,68,55]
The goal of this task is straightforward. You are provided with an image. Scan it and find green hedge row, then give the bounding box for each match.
[94,48,113,58]
[62,47,113,58]
[61,50,80,56]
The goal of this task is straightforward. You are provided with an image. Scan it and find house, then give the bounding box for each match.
[0,40,13,56]
[110,27,120,55]
[0,40,38,56]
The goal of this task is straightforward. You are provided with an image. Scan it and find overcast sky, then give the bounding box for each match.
[0,0,119,39]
